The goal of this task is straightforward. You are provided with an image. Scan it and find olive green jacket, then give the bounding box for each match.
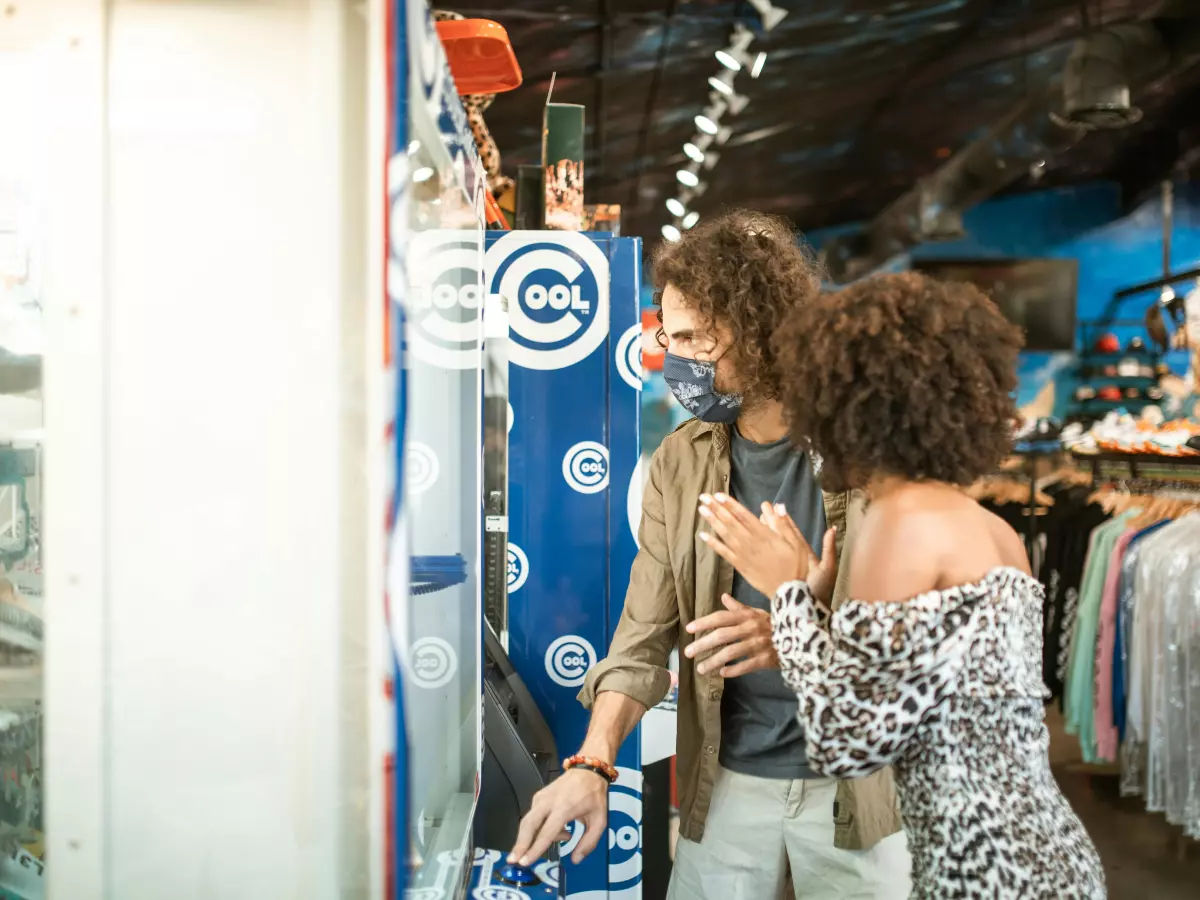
[578,418,902,850]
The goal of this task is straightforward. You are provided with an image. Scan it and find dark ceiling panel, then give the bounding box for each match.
[449,0,1189,238]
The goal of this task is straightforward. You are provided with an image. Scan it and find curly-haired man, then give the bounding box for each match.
[512,211,912,899]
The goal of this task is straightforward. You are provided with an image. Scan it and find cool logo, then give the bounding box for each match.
[506,543,529,593]
[485,232,611,371]
[616,322,643,391]
[562,441,609,494]
[545,634,596,688]
[606,768,644,897]
[557,769,644,900]
[405,230,484,370]
[410,637,457,690]
[406,441,440,495]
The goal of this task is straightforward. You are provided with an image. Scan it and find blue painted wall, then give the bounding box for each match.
[639,181,1200,448]
[807,181,1200,419]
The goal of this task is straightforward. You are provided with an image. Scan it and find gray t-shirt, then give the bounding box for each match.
[719,429,826,780]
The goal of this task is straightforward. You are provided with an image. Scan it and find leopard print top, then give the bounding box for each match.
[772,568,1105,899]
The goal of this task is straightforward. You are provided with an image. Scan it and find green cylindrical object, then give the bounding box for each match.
[515,165,544,230]
[544,102,585,231]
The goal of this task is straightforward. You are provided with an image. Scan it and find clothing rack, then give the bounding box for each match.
[1011,446,1061,576]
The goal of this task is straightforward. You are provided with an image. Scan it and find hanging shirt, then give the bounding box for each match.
[1064,510,1139,762]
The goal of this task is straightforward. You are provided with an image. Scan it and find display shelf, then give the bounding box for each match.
[1070,447,1200,480]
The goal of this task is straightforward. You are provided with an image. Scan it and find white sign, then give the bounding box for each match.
[545,634,597,688]
[563,441,610,495]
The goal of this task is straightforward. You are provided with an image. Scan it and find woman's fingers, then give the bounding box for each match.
[698,530,737,565]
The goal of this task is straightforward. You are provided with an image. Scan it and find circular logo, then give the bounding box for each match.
[616,322,643,391]
[506,542,529,594]
[410,637,457,689]
[472,888,525,900]
[627,456,644,547]
[534,860,560,889]
[608,769,644,892]
[485,232,611,371]
[406,441,440,495]
[563,441,610,495]
[545,634,597,688]
[407,230,484,370]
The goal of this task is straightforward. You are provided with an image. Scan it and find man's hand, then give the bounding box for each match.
[510,768,609,867]
[684,593,778,677]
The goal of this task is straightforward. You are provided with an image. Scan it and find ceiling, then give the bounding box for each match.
[447,1,1200,240]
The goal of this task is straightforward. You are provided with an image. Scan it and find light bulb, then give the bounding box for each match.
[709,75,734,96]
[715,49,741,72]
[412,166,435,183]
[695,115,719,135]
[751,52,767,78]
[748,0,788,31]
[662,224,682,242]
[683,142,705,163]
[682,211,700,229]
[666,197,686,217]
[677,169,700,188]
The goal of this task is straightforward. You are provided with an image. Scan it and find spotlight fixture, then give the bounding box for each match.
[747,0,788,31]
[683,142,706,163]
[709,75,733,97]
[715,24,756,72]
[412,166,435,183]
[676,168,700,188]
[708,70,736,96]
[695,114,719,135]
[690,129,733,153]
[751,51,767,78]
[662,224,682,242]
[711,88,749,116]
[666,197,687,217]
[682,211,700,229]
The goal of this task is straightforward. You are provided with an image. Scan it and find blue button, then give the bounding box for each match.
[497,863,538,886]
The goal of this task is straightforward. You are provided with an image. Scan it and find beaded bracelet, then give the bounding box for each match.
[563,754,619,784]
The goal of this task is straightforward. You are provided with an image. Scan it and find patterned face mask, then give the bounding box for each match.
[662,352,743,424]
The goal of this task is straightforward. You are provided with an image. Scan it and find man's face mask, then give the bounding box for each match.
[662,351,743,424]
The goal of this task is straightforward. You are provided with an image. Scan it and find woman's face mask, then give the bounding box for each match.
[662,351,743,424]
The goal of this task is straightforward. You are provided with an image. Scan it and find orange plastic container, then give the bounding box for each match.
[435,19,523,95]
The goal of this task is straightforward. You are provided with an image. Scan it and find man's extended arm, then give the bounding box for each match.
[511,448,678,866]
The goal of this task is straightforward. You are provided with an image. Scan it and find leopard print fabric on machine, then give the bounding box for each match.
[771,568,1106,899]
[433,9,514,199]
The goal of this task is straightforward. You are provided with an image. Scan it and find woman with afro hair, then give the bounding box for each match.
[696,272,1105,898]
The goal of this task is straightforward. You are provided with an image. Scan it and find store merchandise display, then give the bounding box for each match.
[1065,411,1200,456]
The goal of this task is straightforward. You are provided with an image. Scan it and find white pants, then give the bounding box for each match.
[667,767,911,900]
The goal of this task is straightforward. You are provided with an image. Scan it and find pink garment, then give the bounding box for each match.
[1094,529,1136,762]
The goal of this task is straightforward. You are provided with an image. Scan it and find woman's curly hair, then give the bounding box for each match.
[653,210,821,404]
[772,271,1023,491]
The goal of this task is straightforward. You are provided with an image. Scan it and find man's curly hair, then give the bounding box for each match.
[653,210,821,404]
[772,271,1023,492]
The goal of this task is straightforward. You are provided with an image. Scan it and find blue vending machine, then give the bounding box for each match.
[489,230,645,900]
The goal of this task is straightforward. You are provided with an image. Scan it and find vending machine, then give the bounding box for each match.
[490,230,645,900]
